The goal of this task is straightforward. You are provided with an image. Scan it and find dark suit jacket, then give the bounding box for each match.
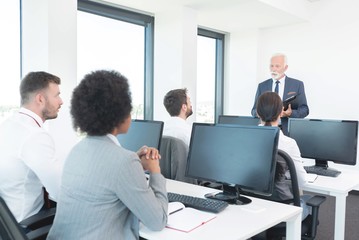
[251,76,309,135]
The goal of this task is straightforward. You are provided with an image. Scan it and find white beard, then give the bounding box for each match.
[271,72,281,80]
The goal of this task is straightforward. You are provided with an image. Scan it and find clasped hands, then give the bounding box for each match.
[137,146,161,173]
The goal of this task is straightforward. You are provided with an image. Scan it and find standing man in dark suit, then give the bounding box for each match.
[251,53,309,135]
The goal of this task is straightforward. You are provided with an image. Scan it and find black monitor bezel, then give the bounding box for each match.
[218,115,260,126]
[288,118,358,166]
[185,123,279,200]
[117,119,164,151]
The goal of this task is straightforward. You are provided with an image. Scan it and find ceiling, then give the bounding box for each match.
[101,0,323,32]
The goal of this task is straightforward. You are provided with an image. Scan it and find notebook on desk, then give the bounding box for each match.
[167,202,217,233]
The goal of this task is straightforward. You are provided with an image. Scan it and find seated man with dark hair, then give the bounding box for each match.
[163,88,193,147]
[0,71,63,222]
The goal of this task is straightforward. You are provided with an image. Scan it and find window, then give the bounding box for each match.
[197,29,224,123]
[0,1,21,123]
[78,0,154,119]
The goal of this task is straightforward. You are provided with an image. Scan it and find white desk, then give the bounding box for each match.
[140,179,302,240]
[302,170,359,240]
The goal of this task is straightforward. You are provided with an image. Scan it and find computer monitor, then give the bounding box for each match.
[186,123,279,205]
[288,118,358,170]
[218,115,260,126]
[117,119,164,152]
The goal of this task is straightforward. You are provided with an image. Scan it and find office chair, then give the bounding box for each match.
[0,196,55,240]
[251,150,326,240]
[159,136,196,184]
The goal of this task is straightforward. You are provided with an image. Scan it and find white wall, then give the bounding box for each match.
[153,6,198,123]
[225,30,260,115]
[22,0,78,161]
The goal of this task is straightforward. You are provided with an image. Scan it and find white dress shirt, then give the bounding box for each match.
[272,76,286,100]
[163,117,192,147]
[0,108,62,221]
[278,130,308,188]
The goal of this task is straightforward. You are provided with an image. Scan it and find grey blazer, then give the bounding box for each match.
[251,76,309,135]
[48,136,168,240]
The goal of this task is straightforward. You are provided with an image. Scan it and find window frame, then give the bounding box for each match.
[197,28,225,123]
[77,0,155,119]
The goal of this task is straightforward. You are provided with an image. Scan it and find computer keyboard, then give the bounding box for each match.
[167,192,229,213]
[304,166,341,177]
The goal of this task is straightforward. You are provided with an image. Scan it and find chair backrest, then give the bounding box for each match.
[0,196,27,240]
[159,136,196,184]
[239,149,300,205]
[272,149,301,206]
[252,149,325,240]
[0,196,55,240]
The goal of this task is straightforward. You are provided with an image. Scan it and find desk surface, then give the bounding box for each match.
[140,179,302,240]
[302,159,359,193]
[303,169,359,195]
[302,168,359,240]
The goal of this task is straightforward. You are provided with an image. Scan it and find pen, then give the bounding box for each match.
[169,208,184,215]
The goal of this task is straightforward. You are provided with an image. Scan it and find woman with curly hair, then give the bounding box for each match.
[48,70,168,239]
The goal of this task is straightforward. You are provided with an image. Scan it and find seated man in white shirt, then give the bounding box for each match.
[0,71,63,222]
[163,88,193,147]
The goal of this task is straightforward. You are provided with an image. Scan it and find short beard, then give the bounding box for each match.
[42,99,58,120]
[42,109,58,120]
[186,109,193,118]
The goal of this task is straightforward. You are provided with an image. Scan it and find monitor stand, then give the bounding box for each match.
[305,159,341,177]
[204,185,252,205]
